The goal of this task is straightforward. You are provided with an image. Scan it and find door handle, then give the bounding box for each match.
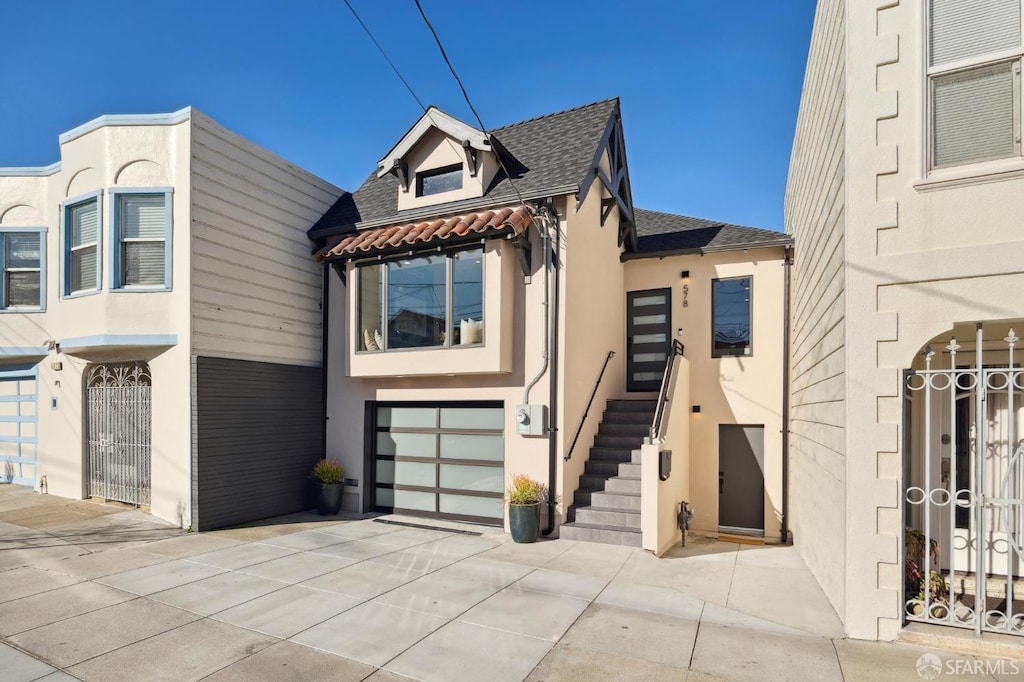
[719,471,724,494]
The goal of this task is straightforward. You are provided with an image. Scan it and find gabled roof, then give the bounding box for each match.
[376,106,489,178]
[308,98,621,239]
[624,208,791,259]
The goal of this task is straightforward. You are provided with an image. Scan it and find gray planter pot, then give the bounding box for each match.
[317,483,343,515]
[509,502,540,543]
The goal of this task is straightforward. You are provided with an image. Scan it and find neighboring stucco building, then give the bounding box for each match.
[0,109,342,530]
[309,99,791,552]
[787,0,1024,641]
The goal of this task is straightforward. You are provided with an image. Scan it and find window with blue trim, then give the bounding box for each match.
[65,198,100,295]
[0,231,44,310]
[113,193,169,288]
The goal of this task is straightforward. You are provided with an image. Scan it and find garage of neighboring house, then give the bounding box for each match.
[368,402,505,525]
[0,363,38,486]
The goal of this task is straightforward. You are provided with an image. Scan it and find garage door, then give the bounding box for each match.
[0,364,37,486]
[372,403,504,525]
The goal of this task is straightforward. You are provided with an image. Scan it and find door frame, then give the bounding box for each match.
[718,423,766,535]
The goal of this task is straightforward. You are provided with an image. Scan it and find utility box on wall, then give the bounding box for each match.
[515,404,547,436]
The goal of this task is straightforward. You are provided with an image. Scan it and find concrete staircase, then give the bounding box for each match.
[559,399,655,547]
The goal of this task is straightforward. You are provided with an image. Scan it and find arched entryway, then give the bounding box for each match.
[85,361,152,506]
[903,322,1024,636]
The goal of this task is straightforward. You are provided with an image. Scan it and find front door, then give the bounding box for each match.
[626,289,672,392]
[85,362,152,506]
[718,425,765,534]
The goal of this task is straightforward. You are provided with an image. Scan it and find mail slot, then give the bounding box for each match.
[659,449,672,481]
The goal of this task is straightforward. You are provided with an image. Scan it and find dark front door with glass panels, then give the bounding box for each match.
[626,289,672,392]
[372,403,504,525]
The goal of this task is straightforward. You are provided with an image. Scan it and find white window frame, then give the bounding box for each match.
[109,188,173,292]
[922,0,1024,186]
[0,228,46,312]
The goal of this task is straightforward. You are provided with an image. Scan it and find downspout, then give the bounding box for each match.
[542,201,560,536]
[522,209,550,406]
[781,245,792,543]
[321,264,330,456]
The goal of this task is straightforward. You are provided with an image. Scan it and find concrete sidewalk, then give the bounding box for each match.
[1,485,1021,682]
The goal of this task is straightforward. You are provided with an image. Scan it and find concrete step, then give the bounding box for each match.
[590,490,641,512]
[577,474,609,491]
[584,460,620,477]
[594,434,645,449]
[560,522,643,547]
[606,400,658,413]
[571,489,595,510]
[589,447,634,463]
[605,476,641,494]
[598,422,651,436]
[575,507,642,530]
[602,411,654,425]
[618,462,641,478]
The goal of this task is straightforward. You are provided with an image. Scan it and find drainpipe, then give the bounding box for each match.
[522,209,550,406]
[541,201,561,536]
[781,245,792,543]
[321,265,330,456]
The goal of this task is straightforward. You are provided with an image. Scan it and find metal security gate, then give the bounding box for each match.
[86,362,152,506]
[904,326,1024,636]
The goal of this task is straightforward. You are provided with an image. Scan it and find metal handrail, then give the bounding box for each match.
[565,351,615,462]
[650,340,685,442]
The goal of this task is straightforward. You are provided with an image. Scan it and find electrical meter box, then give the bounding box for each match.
[515,404,547,436]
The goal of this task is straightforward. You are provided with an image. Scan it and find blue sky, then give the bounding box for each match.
[1,1,815,232]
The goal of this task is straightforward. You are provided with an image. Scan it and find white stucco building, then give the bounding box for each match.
[0,109,342,529]
[788,0,1024,641]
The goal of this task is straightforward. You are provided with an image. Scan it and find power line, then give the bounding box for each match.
[413,0,527,207]
[342,0,426,111]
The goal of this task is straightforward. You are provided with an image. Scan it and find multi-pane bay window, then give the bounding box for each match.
[0,231,44,310]
[64,197,100,295]
[712,276,752,358]
[928,0,1023,170]
[113,192,170,289]
[357,247,483,352]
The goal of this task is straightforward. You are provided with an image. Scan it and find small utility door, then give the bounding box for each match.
[626,289,672,392]
[718,425,765,534]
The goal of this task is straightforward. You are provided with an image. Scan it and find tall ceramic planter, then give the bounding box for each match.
[317,483,343,515]
[509,502,540,543]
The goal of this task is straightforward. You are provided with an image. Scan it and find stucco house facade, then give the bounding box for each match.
[0,109,341,530]
[787,0,1024,641]
[309,99,792,552]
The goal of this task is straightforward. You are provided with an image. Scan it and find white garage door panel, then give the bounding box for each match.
[0,365,38,487]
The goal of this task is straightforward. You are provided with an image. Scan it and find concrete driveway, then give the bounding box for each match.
[1,484,1020,682]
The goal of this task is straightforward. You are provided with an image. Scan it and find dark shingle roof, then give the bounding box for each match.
[627,208,791,258]
[308,99,619,239]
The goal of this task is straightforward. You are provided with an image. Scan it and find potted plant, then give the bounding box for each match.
[905,527,949,616]
[311,458,344,516]
[506,474,547,543]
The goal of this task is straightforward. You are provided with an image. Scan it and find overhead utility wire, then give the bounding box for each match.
[413,0,528,208]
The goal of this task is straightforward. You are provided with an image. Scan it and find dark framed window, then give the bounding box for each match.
[712,276,752,357]
[356,247,483,352]
[416,164,463,197]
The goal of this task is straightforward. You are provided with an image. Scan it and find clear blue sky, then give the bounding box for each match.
[1,1,815,232]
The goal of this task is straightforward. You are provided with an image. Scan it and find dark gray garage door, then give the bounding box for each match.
[193,356,323,531]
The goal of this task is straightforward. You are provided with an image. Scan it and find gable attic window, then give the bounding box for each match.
[357,247,483,352]
[927,0,1022,170]
[416,164,463,197]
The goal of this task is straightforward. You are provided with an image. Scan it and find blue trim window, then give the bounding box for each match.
[111,190,171,290]
[0,229,45,311]
[64,196,101,296]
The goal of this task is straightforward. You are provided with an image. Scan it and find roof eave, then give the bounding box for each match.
[620,237,793,262]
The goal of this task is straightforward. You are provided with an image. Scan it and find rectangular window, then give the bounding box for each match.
[0,231,44,310]
[114,193,169,289]
[65,197,100,295]
[416,164,463,197]
[712,277,752,358]
[357,248,483,352]
[927,0,1023,170]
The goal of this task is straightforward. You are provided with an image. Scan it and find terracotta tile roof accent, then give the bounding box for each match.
[314,205,532,261]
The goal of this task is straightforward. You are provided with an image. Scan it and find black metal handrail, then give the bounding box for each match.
[650,340,685,442]
[565,351,615,462]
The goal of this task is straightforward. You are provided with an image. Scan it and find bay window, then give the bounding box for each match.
[928,0,1023,170]
[0,230,44,310]
[357,247,484,352]
[64,196,101,296]
[112,191,171,289]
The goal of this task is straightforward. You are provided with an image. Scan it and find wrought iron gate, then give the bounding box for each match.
[904,326,1024,636]
[86,362,152,506]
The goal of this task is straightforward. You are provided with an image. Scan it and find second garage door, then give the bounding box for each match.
[372,402,504,525]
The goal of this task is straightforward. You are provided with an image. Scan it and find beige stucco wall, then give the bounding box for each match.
[784,0,848,624]
[624,247,787,541]
[395,128,499,212]
[0,118,194,526]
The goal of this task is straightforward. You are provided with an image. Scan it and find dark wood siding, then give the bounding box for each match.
[193,356,323,531]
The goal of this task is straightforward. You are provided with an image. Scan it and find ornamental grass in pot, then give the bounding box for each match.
[506,474,548,543]
[311,458,344,516]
